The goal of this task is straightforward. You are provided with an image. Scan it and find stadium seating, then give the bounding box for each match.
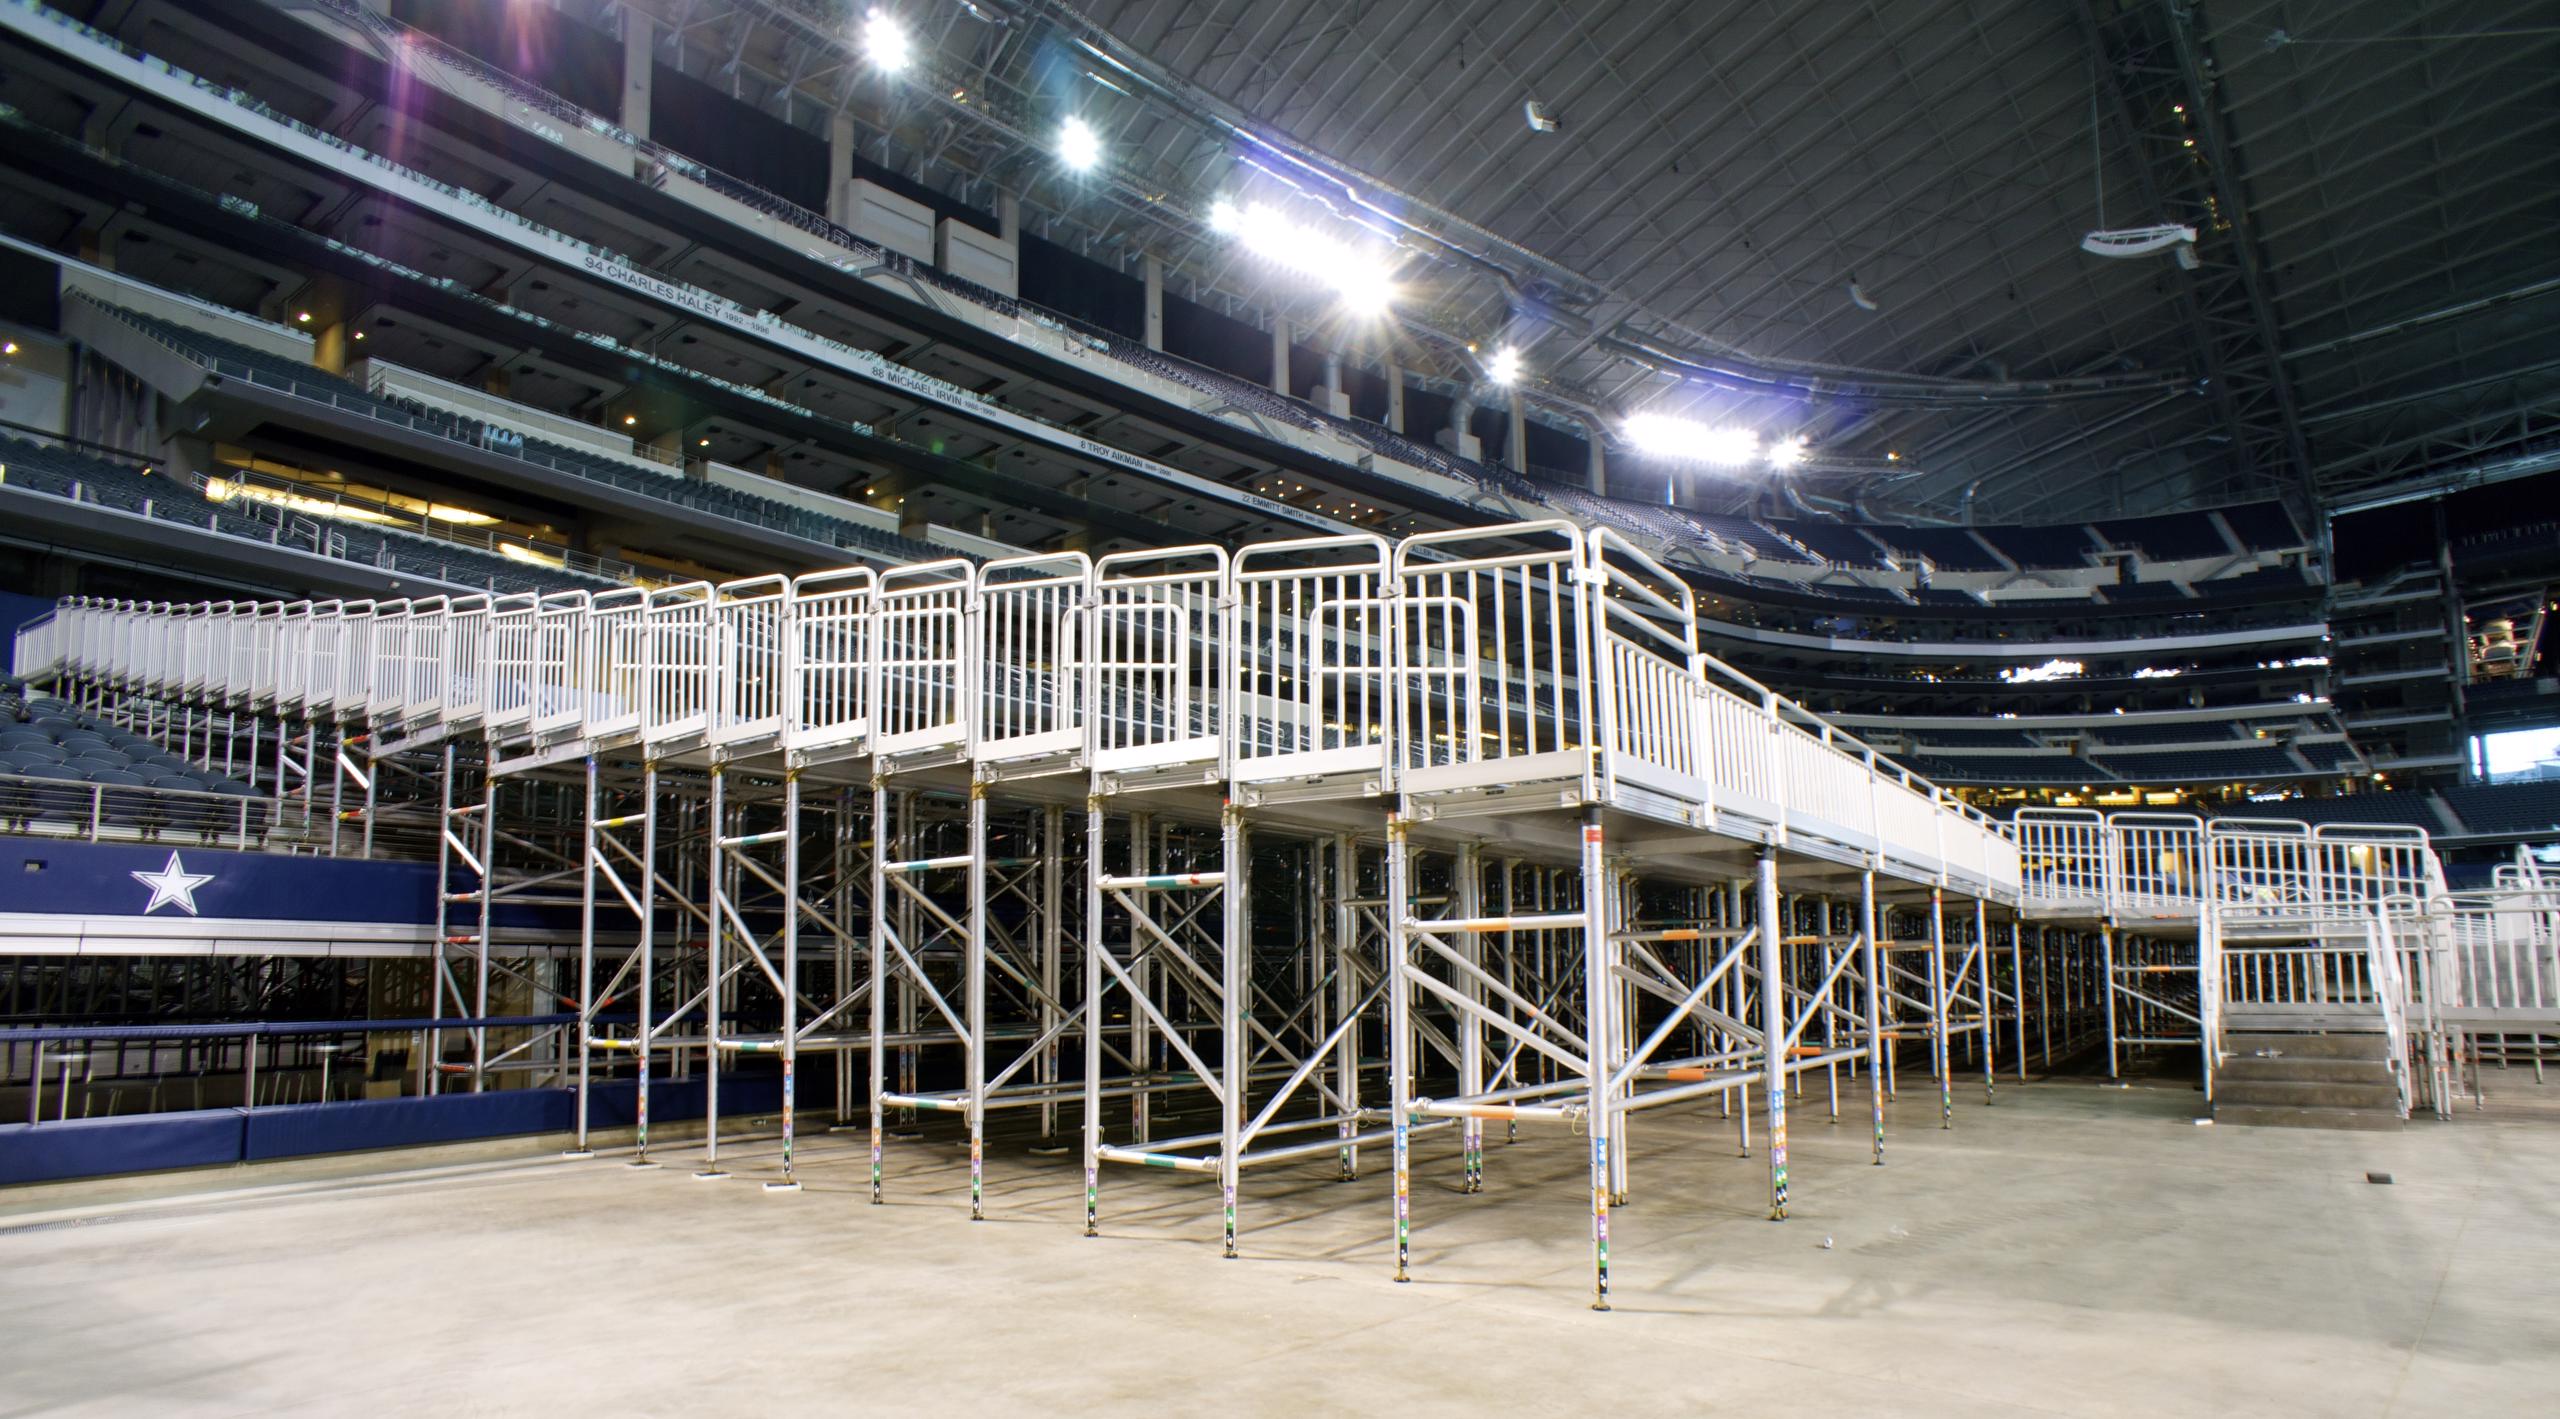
[2453,521,2560,575]
[94,304,950,567]
[2439,782,2560,837]
[2465,677,2560,711]
[1916,754,2110,784]
[2098,579,2192,605]
[2189,566,2316,601]
[0,436,585,596]
[2092,511,2235,561]
[2255,795,2442,830]
[2090,721,2241,747]
[1909,728,2035,749]
[2294,740,2363,769]
[1686,513,1820,564]
[1767,521,1892,569]
[0,689,266,838]
[2217,501,2304,554]
[1869,526,2004,572]
[2093,746,2305,781]
[1974,522,2097,568]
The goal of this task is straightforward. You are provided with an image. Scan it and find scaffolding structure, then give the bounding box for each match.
[26,517,2550,1301]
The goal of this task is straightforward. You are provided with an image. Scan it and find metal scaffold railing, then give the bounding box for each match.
[12,517,2486,1302]
[2008,806,2514,1115]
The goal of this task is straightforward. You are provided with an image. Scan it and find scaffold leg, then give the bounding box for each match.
[1757,847,1787,1222]
[1862,869,1883,1166]
[1581,807,1613,1310]
[770,770,804,1194]
[1931,888,1951,1130]
[1082,801,1103,1237]
[696,765,728,1181]
[868,776,888,1205]
[1978,898,1996,1108]
[1387,813,1413,1283]
[567,753,597,1159]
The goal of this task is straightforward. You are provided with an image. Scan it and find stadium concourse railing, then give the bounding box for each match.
[10,521,2020,897]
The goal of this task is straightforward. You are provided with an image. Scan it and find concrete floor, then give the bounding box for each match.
[3,1075,2556,1417]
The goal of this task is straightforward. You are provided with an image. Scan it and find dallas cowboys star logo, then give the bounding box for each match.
[131,851,216,916]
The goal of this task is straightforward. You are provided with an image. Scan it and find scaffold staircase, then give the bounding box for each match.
[2216,1026,2403,1131]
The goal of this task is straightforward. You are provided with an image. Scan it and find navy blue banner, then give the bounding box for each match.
[1,839,437,922]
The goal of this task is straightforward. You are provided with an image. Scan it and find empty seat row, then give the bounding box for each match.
[2189,566,2315,601]
[2093,746,2306,781]
[2216,501,2305,554]
[1916,754,2110,784]
[2294,740,2363,770]
[2099,579,2191,604]
[2440,781,2560,836]
[2252,795,2442,831]
[0,691,266,837]
[2089,721,2242,747]
[2093,511,2235,562]
[1909,727,2033,749]
[1767,520,1892,568]
[1,434,586,597]
[1974,522,2099,569]
[1871,525,2004,572]
[96,304,948,568]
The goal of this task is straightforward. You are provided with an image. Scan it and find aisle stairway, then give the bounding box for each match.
[2217,1030,2403,1131]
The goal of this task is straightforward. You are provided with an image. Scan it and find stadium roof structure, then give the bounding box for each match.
[624,0,2560,524]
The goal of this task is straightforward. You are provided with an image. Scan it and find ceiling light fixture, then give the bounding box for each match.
[1486,346,1523,385]
[863,10,910,72]
[1209,198,1399,313]
[1624,413,1759,466]
[1057,116,1102,172]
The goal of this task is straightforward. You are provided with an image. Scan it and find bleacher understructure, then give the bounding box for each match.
[14,520,2558,1304]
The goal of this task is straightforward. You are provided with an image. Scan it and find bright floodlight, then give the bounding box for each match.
[1487,346,1522,385]
[1058,117,1102,172]
[863,10,910,72]
[1209,198,1398,313]
[1766,434,1808,469]
[1624,413,1760,466]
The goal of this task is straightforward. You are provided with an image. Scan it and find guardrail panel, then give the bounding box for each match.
[978,553,1090,764]
[1232,536,1389,782]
